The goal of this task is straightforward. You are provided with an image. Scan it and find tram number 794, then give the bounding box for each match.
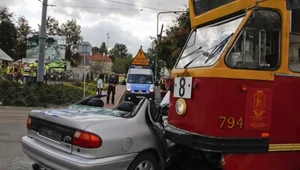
[219,116,244,129]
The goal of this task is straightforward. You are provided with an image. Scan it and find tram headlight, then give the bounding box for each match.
[175,98,187,116]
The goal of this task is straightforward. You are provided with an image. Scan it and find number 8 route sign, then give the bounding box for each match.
[173,77,193,99]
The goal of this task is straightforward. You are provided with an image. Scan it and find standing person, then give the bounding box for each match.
[106,72,118,105]
[97,73,104,95]
[0,59,3,80]
[6,63,13,81]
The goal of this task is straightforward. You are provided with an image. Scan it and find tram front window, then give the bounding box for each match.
[175,14,245,69]
[226,9,281,70]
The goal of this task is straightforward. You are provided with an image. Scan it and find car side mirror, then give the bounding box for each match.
[287,0,300,10]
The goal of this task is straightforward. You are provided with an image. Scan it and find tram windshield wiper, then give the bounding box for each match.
[181,46,203,60]
[184,50,209,68]
[204,33,234,63]
[183,33,234,68]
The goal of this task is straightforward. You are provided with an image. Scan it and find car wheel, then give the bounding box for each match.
[128,152,159,170]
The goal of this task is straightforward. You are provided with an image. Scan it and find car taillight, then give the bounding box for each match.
[26,116,32,130]
[73,130,102,148]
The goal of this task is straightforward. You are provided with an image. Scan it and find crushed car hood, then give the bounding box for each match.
[29,105,129,130]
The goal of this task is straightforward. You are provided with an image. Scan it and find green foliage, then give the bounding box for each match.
[99,42,108,54]
[112,57,133,74]
[0,6,18,60]
[108,43,132,62]
[46,16,60,35]
[92,46,100,53]
[15,16,31,60]
[146,47,163,79]
[66,82,108,94]
[0,80,91,107]
[152,9,191,70]
[60,19,83,67]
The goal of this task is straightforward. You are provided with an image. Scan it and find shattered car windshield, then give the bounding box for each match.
[175,14,245,69]
[68,105,129,118]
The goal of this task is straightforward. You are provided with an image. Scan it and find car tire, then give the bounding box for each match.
[128,152,159,170]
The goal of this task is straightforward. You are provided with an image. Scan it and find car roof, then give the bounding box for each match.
[128,68,153,75]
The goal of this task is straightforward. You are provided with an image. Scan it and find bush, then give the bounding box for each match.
[0,80,93,107]
[75,82,108,92]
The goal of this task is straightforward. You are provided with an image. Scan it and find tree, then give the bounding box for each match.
[60,19,83,67]
[92,46,100,53]
[99,42,108,54]
[146,47,162,79]
[38,16,60,35]
[0,6,17,60]
[108,43,132,61]
[154,9,191,70]
[91,61,105,73]
[15,16,31,60]
[46,16,60,35]
[112,57,133,74]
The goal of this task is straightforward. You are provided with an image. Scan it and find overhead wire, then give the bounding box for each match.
[38,0,187,15]
[47,0,168,12]
[52,5,142,11]
[140,0,154,11]
[100,0,168,11]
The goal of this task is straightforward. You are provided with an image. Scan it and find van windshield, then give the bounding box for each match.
[127,74,153,84]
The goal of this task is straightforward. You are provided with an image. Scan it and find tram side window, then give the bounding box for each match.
[289,9,300,72]
[226,10,281,70]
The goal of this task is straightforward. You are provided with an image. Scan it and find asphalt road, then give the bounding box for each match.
[0,107,35,170]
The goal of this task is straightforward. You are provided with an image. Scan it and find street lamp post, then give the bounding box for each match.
[107,33,110,51]
[155,10,188,82]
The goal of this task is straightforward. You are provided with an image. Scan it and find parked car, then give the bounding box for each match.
[21,93,173,170]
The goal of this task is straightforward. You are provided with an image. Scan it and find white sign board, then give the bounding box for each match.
[173,77,193,99]
[78,42,92,53]
[26,34,67,60]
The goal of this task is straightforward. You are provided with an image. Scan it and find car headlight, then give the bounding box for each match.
[175,98,187,116]
[126,83,131,92]
[149,84,154,93]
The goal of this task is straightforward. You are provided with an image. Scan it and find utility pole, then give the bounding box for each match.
[37,0,48,83]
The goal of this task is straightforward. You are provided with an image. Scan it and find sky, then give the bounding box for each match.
[0,0,188,56]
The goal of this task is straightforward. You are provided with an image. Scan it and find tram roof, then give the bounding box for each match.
[188,0,297,28]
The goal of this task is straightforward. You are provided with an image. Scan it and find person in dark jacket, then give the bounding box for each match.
[106,72,118,105]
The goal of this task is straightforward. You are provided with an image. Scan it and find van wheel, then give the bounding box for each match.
[128,152,158,170]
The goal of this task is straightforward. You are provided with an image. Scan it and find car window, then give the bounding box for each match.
[127,74,153,84]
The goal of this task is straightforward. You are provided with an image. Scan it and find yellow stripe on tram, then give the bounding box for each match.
[269,143,300,152]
